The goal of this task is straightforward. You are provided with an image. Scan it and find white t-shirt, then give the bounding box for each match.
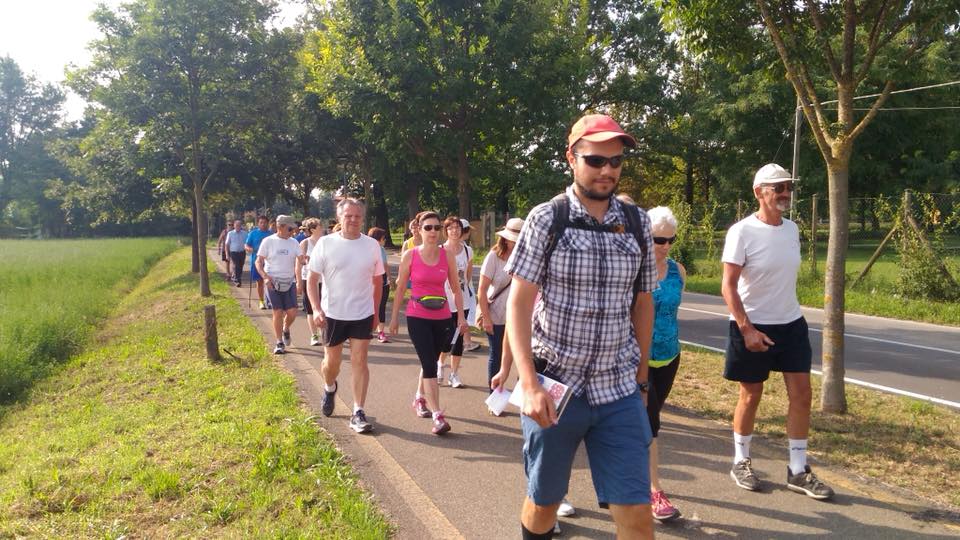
[444,244,474,313]
[257,235,300,280]
[308,233,385,320]
[721,214,803,325]
[300,236,319,280]
[480,250,511,325]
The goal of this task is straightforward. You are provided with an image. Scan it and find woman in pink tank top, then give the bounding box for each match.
[390,212,467,435]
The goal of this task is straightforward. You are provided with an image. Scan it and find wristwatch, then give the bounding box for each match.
[638,381,649,393]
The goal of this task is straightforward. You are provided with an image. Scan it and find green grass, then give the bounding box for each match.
[671,346,960,508]
[0,248,390,538]
[683,244,960,326]
[0,238,180,401]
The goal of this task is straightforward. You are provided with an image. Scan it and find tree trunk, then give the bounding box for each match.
[372,180,393,247]
[195,181,211,297]
[820,162,849,413]
[190,193,200,273]
[456,144,471,218]
[684,144,694,205]
[406,173,420,220]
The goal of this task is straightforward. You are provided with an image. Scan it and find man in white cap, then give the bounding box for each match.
[506,114,656,539]
[255,215,301,354]
[721,163,834,500]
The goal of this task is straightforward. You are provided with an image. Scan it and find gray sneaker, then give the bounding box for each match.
[787,466,834,500]
[730,458,762,491]
[282,328,291,346]
[321,381,337,417]
[349,410,373,433]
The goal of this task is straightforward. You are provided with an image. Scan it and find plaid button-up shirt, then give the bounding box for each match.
[506,186,656,406]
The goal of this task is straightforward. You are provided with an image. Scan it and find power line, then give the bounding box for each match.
[826,106,960,111]
[806,79,960,108]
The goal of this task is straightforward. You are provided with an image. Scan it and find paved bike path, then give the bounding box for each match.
[216,254,958,539]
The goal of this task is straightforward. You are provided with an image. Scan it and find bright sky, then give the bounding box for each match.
[0,0,306,121]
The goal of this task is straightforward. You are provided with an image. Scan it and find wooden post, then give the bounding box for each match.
[736,199,743,221]
[810,193,818,276]
[851,223,898,288]
[204,305,220,362]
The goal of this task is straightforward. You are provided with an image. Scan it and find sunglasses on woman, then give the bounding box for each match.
[762,182,795,194]
[421,224,442,232]
[653,236,676,245]
[573,153,625,169]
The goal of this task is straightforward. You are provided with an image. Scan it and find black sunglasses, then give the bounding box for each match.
[421,224,442,232]
[573,153,625,169]
[653,236,676,245]
[762,182,795,194]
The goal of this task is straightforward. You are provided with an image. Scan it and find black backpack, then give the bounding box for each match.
[542,193,650,305]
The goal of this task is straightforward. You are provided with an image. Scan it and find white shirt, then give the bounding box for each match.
[300,236,319,280]
[480,250,511,325]
[721,214,803,325]
[257,235,300,280]
[444,244,474,313]
[309,233,385,320]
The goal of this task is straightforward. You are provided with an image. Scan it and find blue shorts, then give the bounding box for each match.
[250,263,262,282]
[522,390,652,507]
[266,285,298,311]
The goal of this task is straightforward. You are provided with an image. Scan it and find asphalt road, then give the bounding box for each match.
[678,292,960,408]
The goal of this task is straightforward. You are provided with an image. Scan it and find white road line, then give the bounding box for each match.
[679,340,960,410]
[679,307,960,356]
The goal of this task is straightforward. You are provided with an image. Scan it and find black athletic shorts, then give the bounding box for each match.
[302,282,322,315]
[323,315,374,347]
[724,317,812,383]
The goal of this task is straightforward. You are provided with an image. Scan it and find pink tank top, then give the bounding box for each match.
[406,247,451,320]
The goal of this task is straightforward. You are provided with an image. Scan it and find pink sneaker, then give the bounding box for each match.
[651,490,680,521]
[412,397,431,418]
[431,413,451,435]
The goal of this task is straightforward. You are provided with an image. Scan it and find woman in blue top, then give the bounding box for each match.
[646,205,686,522]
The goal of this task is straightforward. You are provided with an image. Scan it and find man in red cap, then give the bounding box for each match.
[505,114,657,539]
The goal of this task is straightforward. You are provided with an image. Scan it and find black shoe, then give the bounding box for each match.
[731,458,762,491]
[321,381,337,417]
[349,409,373,433]
[787,465,834,500]
[273,341,285,355]
[236,280,242,288]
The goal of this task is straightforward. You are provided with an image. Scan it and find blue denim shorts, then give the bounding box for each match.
[522,390,652,507]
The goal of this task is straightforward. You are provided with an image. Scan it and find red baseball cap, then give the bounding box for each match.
[567,114,637,152]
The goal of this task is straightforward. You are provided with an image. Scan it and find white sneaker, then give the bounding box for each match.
[557,498,575,517]
[310,334,321,346]
[448,371,464,388]
[553,521,561,535]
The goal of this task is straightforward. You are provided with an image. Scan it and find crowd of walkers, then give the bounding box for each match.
[217,112,834,539]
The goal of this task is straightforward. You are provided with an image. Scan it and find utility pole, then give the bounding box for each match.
[791,96,802,221]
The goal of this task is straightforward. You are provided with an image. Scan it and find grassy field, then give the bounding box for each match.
[0,238,179,402]
[672,346,960,509]
[684,244,960,326]
[0,248,389,538]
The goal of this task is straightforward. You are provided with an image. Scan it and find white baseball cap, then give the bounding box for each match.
[753,163,796,188]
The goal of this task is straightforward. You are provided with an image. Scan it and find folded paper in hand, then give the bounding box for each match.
[508,373,573,419]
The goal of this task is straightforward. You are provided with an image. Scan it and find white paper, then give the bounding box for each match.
[485,387,512,416]
[508,373,573,417]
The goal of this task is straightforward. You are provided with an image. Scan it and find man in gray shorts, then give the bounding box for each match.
[721,163,833,500]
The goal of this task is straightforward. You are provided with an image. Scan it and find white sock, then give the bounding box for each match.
[788,439,808,475]
[353,403,363,414]
[734,432,752,463]
[432,410,443,419]
[415,392,423,399]
[324,382,336,392]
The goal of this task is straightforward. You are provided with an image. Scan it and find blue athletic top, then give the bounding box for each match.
[651,259,683,365]
[245,228,272,268]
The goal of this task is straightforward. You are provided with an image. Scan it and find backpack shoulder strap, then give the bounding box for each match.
[543,193,570,270]
[618,200,649,307]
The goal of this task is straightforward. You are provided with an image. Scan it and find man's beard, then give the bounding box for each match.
[575,177,617,201]
[775,198,791,212]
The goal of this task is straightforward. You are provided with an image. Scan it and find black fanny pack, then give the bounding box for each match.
[415,295,447,310]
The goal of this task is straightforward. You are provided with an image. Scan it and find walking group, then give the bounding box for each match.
[220,113,835,539]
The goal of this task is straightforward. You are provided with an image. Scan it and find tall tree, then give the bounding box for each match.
[71,0,278,296]
[0,56,64,218]
[661,0,960,412]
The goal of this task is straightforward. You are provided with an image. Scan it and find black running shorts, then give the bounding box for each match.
[724,317,812,383]
[323,315,374,347]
